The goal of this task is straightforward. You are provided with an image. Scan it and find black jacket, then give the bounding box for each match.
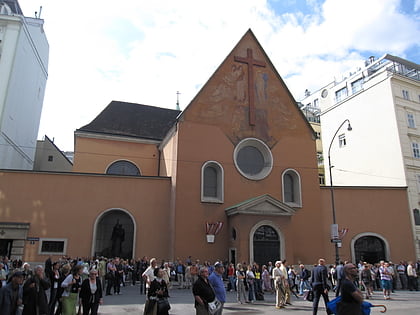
[22,276,50,315]
[80,278,103,305]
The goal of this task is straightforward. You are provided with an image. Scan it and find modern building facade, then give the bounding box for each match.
[301,54,420,258]
[0,0,49,170]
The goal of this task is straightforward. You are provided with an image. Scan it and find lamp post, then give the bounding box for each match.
[327,119,352,264]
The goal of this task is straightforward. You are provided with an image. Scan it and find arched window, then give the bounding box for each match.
[282,169,302,207]
[106,160,141,176]
[201,161,224,203]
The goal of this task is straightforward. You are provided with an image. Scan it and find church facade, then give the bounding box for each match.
[0,30,416,265]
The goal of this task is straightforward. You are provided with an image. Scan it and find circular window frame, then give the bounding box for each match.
[233,138,273,180]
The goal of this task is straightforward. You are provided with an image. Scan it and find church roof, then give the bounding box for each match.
[77,101,181,141]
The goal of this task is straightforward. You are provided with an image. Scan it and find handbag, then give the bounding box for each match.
[157,297,171,313]
[207,298,222,315]
[303,289,314,302]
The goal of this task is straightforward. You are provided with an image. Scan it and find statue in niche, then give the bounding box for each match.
[111,220,125,257]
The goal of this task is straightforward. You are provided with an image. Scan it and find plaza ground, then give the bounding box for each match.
[97,283,420,315]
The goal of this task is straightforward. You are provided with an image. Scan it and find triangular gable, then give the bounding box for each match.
[178,29,315,147]
[225,194,296,217]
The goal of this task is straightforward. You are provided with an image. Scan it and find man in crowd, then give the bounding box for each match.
[312,258,332,315]
[337,263,364,315]
[208,262,226,315]
[272,261,286,309]
[299,263,311,295]
[0,271,24,314]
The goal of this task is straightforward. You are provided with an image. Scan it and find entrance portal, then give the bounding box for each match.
[354,236,386,263]
[253,225,280,266]
[94,209,134,259]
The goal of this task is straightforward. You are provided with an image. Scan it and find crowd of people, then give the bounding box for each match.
[0,255,419,315]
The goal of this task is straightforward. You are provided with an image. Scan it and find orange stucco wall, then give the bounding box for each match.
[73,136,160,176]
[320,186,416,262]
[164,30,328,264]
[0,171,171,262]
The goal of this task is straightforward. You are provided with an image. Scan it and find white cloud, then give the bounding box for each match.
[17,0,419,151]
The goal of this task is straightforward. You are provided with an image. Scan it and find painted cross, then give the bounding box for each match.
[234,48,266,126]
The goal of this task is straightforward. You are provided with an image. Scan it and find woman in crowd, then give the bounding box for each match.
[262,265,272,292]
[80,269,103,315]
[235,263,248,304]
[227,263,236,292]
[144,268,170,315]
[246,265,255,303]
[288,265,298,296]
[192,266,216,315]
[61,264,83,315]
[48,262,62,315]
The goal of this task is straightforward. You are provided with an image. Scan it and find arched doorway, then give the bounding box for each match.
[253,225,280,266]
[354,235,386,264]
[93,209,135,259]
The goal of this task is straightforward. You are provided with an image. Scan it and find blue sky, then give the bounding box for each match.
[17,0,420,151]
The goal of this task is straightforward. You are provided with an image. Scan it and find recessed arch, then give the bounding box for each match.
[281,168,302,207]
[351,232,390,264]
[249,220,284,265]
[201,161,224,203]
[91,208,137,259]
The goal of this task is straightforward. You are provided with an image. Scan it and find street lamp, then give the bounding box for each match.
[327,119,352,264]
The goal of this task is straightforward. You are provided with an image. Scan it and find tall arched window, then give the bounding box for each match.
[201,161,224,203]
[282,169,302,207]
[106,160,141,176]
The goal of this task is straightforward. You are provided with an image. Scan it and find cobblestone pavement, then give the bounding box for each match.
[98,284,420,315]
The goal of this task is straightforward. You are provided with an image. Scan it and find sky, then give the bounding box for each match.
[17,0,420,151]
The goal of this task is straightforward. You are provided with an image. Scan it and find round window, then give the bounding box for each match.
[233,138,273,180]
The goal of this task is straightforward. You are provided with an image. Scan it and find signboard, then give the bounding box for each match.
[330,224,339,239]
[26,237,40,241]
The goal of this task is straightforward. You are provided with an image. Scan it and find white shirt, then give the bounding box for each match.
[142,266,155,288]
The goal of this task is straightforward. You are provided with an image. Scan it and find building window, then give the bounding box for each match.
[317,152,323,166]
[201,161,224,203]
[282,169,302,207]
[351,78,363,94]
[39,238,67,255]
[335,87,348,103]
[319,174,325,185]
[338,134,347,147]
[234,138,273,181]
[48,155,53,162]
[413,209,420,225]
[402,90,410,100]
[313,98,319,108]
[412,142,420,158]
[407,112,416,128]
[106,160,140,176]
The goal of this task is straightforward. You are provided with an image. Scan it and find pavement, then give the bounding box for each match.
[98,283,420,315]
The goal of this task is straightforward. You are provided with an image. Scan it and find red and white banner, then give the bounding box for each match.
[205,221,223,235]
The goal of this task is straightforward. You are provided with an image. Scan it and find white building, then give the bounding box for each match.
[301,54,420,259]
[302,55,420,259]
[0,0,49,170]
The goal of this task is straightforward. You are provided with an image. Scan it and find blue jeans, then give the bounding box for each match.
[228,276,236,291]
[299,279,311,294]
[248,281,255,301]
